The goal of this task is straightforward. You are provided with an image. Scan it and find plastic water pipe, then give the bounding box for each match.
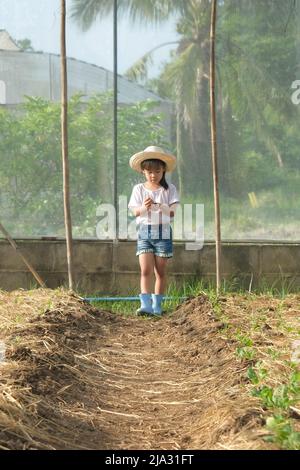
[84,296,189,302]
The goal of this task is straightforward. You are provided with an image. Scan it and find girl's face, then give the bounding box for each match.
[142,166,164,185]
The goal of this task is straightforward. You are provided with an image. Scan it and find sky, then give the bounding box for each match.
[0,0,179,76]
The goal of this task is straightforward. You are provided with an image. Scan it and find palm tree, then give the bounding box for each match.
[71,0,299,197]
[158,0,213,196]
[71,0,214,196]
[71,0,184,31]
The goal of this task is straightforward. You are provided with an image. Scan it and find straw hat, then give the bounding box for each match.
[129,146,177,173]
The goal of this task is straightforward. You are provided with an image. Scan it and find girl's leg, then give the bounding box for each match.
[139,253,155,293]
[154,256,168,294]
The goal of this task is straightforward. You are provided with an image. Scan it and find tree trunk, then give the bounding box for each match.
[60,0,74,290]
[191,70,212,195]
[97,146,113,203]
[218,94,233,196]
[177,40,212,197]
[176,79,212,198]
[176,104,191,198]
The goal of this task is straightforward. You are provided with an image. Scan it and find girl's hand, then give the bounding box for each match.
[143,197,154,210]
[134,198,154,217]
[134,198,153,217]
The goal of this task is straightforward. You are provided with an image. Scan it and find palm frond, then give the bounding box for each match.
[124,41,179,83]
[124,53,154,83]
[70,0,184,30]
[70,0,112,31]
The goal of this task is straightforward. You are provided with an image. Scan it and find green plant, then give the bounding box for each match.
[265,414,300,450]
[252,385,291,410]
[236,346,256,360]
[247,364,268,385]
[235,333,253,347]
[266,347,280,360]
[252,370,300,410]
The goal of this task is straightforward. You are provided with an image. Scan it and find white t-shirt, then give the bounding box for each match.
[128,183,180,225]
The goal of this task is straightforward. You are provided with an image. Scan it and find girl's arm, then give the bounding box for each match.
[132,206,146,217]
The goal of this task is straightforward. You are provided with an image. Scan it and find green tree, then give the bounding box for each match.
[15,38,34,51]
[71,0,300,200]
[0,94,166,237]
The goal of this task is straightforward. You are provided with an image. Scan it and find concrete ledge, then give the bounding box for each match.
[1,239,300,293]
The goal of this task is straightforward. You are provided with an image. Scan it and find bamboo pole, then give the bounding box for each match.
[209,0,221,294]
[60,0,74,290]
[0,222,46,288]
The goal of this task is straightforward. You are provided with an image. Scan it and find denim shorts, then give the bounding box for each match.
[136,224,173,258]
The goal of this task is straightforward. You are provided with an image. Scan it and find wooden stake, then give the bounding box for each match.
[60,0,74,290]
[209,0,221,294]
[0,222,46,288]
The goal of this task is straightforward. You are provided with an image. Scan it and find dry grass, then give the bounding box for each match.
[0,288,299,449]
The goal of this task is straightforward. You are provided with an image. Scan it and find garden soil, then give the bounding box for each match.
[0,288,297,450]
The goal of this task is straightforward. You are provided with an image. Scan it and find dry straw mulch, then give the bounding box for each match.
[0,288,299,449]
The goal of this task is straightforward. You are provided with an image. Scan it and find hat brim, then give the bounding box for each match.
[130,151,177,173]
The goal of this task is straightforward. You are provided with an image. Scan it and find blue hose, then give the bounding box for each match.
[84,296,188,302]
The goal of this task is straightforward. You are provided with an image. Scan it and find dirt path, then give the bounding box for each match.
[81,297,265,450]
[0,291,273,450]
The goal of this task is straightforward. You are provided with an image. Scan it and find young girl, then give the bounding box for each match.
[128,146,179,316]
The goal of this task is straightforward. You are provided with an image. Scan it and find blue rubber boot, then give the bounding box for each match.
[136,293,153,315]
[151,294,164,315]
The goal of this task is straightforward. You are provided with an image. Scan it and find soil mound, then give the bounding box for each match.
[0,289,284,449]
